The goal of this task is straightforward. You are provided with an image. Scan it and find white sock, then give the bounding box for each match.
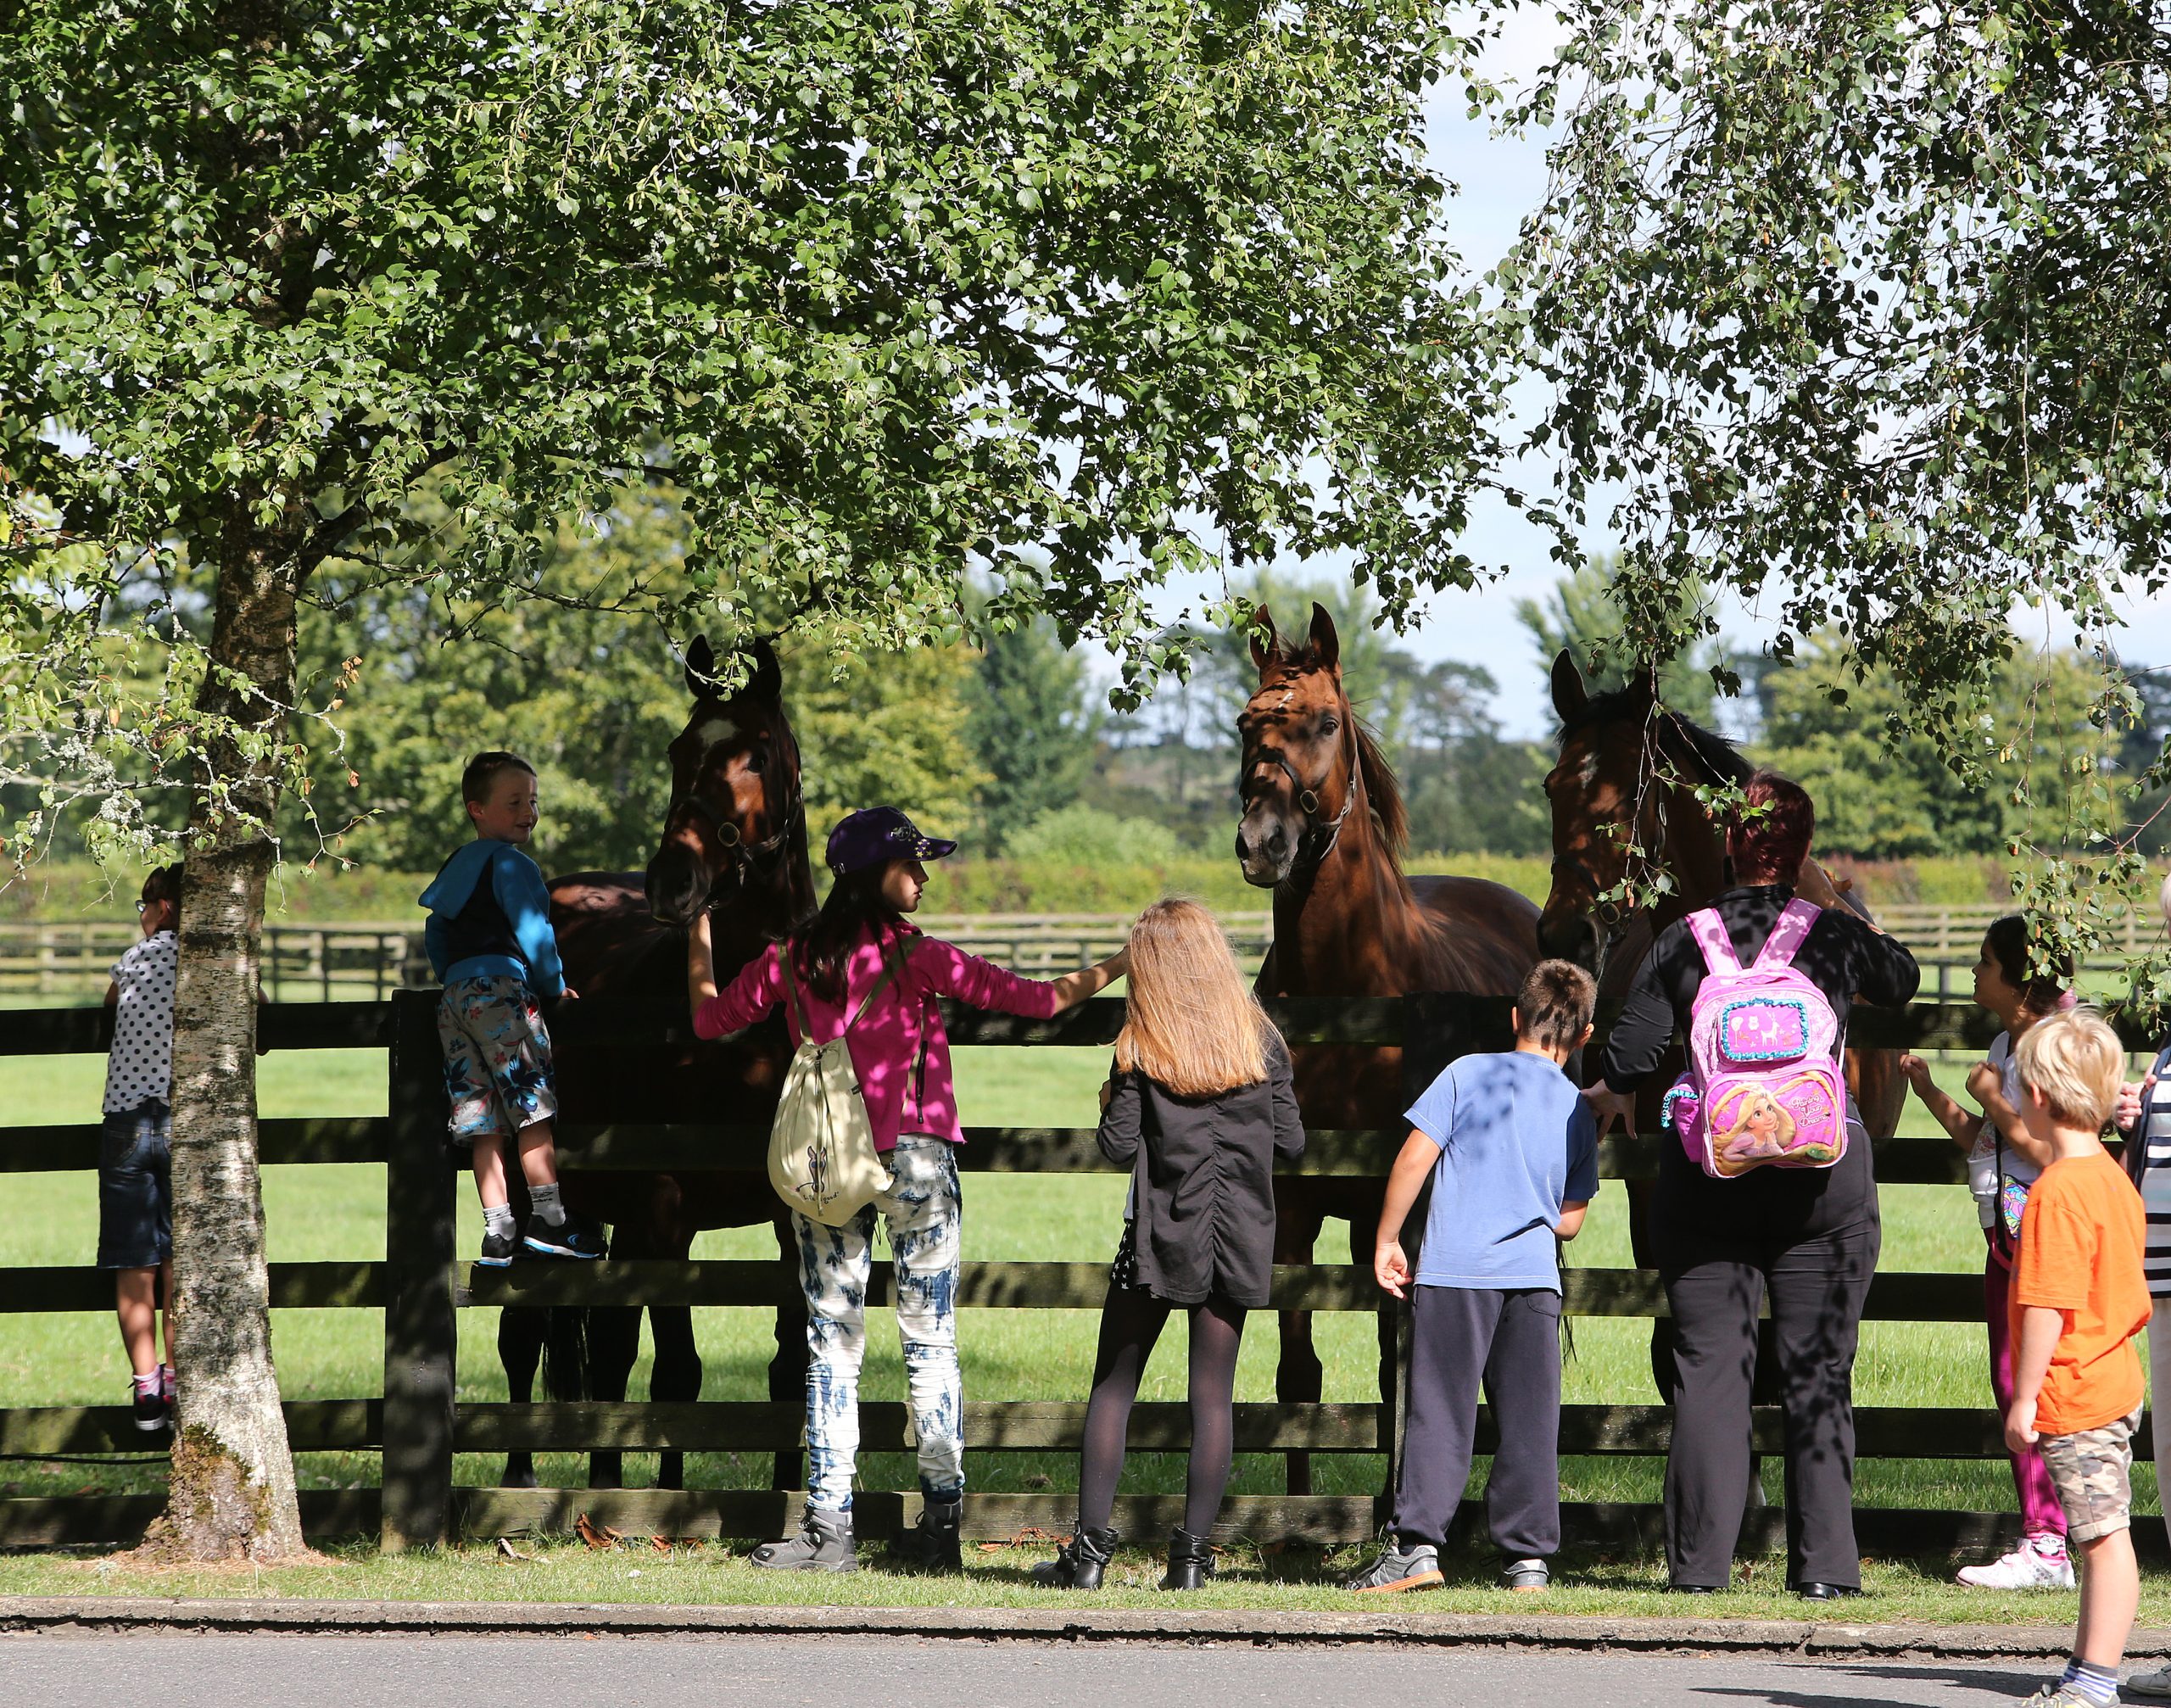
[528,1182,566,1227]
[483,1202,516,1239]
[132,1371,161,1397]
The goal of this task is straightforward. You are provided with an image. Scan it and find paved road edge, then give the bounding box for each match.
[0,1595,2158,1655]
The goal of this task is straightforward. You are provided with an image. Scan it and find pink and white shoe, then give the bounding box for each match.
[1956,1537,2073,1589]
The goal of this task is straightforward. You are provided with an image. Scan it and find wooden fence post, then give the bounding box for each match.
[382,985,457,1552]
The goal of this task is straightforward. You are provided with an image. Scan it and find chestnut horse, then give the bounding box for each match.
[1536,649,1907,1401]
[1236,604,1541,1493]
[494,635,817,1491]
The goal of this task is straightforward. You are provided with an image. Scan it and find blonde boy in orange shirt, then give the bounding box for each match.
[2005,1009,2150,1708]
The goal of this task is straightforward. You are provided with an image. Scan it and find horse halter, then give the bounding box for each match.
[1240,737,1359,866]
[669,761,803,883]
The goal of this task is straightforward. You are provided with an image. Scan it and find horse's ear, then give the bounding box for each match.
[1549,647,1588,722]
[684,635,717,701]
[1629,658,1659,701]
[749,636,782,703]
[1308,602,1340,673]
[1247,605,1281,673]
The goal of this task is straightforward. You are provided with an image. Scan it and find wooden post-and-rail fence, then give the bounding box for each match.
[0,991,2161,1559]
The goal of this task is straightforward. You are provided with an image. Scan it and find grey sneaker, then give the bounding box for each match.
[2127,1668,2171,1700]
[1502,1556,1549,1591]
[750,1505,857,1572]
[1345,1537,1443,1593]
[2019,1687,2110,1706]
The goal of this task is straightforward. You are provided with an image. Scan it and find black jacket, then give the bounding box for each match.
[1098,1035,1306,1308]
[1599,885,1921,1231]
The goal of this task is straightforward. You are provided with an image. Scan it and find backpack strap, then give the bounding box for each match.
[1685,907,1742,974]
[777,947,816,1041]
[1752,897,1823,972]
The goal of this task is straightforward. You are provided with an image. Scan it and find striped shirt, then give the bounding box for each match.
[2132,1042,2171,1298]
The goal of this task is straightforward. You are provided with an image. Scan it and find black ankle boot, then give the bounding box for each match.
[884,1494,963,1575]
[1032,1524,1119,1589]
[1160,1527,1214,1590]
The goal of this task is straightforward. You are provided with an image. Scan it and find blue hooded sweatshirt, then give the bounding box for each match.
[418,840,565,998]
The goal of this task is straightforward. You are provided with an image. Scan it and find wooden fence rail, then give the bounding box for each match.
[1,988,2163,1558]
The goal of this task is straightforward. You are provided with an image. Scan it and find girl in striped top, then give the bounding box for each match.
[1900,914,2075,1589]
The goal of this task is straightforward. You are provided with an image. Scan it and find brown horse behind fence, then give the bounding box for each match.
[1235,603,1540,1493]
[1536,649,1908,1404]
[494,636,817,1492]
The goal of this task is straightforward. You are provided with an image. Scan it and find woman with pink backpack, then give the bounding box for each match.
[1582,771,1919,1599]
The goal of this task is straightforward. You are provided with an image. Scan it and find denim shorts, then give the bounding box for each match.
[98,1097,172,1270]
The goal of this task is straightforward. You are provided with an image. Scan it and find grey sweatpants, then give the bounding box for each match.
[1392,1283,1563,1560]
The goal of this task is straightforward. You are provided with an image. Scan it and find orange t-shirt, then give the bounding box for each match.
[2010,1148,2150,1434]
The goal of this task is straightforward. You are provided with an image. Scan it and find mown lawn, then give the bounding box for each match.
[0,1035,2162,1607]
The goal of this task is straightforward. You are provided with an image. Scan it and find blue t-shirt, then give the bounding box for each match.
[1406,1050,1600,1292]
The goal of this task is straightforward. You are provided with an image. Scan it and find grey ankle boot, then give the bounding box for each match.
[751,1505,857,1572]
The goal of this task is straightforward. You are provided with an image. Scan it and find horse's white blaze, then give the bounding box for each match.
[694,716,741,753]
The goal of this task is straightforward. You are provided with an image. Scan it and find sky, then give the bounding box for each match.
[1114,19,2171,741]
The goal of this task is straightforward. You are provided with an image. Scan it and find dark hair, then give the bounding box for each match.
[794,866,903,1004]
[1728,770,1815,885]
[461,751,536,806]
[1515,958,1598,1050]
[141,863,182,921]
[1984,914,2073,1014]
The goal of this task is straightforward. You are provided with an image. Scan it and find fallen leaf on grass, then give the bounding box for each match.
[575,1513,622,1551]
[495,1538,533,1562]
[650,1536,672,1554]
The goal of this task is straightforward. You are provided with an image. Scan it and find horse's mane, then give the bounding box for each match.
[1351,718,1407,858]
[1565,684,1750,787]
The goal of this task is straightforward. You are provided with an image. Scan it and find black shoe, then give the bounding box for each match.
[1794,1581,1861,1601]
[1668,1582,1720,1594]
[523,1211,606,1259]
[1033,1525,1119,1590]
[1160,1527,1214,1591]
[477,1225,520,1268]
[131,1381,169,1434]
[884,1495,963,1575]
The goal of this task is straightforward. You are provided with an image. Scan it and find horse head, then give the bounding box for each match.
[1538,647,1740,979]
[1234,603,1371,887]
[644,635,806,928]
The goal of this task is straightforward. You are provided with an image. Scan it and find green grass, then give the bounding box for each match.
[0,1038,2160,1596]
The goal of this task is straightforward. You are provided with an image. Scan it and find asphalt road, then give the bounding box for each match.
[0,1634,2102,1707]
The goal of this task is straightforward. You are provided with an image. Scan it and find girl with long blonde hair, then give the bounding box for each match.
[1035,898,1304,1592]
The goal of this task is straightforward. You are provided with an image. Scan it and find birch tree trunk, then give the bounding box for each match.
[135,492,310,1561]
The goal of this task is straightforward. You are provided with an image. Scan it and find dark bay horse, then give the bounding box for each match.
[1536,648,1908,1402]
[494,635,817,1491]
[1236,604,1541,1492]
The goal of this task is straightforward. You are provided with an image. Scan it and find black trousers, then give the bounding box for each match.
[1658,1199,1880,1589]
[1392,1284,1562,1560]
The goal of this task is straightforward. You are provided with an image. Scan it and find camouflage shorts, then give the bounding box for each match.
[437,975,557,1142]
[2038,1409,2141,1542]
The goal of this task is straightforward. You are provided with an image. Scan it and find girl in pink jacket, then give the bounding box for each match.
[688,806,1126,1576]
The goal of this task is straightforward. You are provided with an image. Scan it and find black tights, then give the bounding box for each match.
[1077,1286,1247,1538]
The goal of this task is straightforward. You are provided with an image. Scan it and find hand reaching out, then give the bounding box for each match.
[1582,1082,1638,1137]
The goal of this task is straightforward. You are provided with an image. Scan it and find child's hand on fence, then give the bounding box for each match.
[1374,1239,1410,1300]
[2004,1395,2040,1455]
[557,986,579,1003]
[1898,1052,1934,1093]
[1582,1082,1638,1136]
[2116,1074,2156,1135]
[1966,1060,2000,1107]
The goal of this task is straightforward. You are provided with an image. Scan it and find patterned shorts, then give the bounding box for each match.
[438,975,557,1143]
[2038,1408,2140,1542]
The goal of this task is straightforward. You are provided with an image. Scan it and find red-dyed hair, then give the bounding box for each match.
[1728,771,1815,885]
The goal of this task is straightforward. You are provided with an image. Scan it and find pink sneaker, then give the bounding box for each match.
[1956,1537,2073,1589]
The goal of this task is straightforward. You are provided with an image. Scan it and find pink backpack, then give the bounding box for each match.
[1660,899,1849,1178]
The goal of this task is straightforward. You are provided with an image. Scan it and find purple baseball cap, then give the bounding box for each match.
[824,807,958,876]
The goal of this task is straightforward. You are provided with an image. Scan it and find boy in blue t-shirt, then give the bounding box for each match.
[421,751,604,1265]
[1346,958,1601,1594]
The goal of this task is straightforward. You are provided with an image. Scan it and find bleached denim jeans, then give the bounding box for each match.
[793,1136,963,1513]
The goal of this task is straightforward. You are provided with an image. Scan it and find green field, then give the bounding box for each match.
[3,1035,2150,1543]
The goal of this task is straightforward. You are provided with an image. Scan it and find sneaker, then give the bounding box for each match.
[1345,1537,1443,1593]
[130,1377,168,1434]
[2019,1686,2112,1707]
[523,1211,606,1259]
[2126,1668,2171,1700]
[750,1506,857,1573]
[1956,1538,2074,1590]
[477,1225,521,1268]
[1502,1556,1550,1591]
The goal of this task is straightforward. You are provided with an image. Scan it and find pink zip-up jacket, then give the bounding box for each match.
[692,920,1066,1153]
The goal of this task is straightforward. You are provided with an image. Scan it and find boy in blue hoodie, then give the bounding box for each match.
[421,751,604,1264]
